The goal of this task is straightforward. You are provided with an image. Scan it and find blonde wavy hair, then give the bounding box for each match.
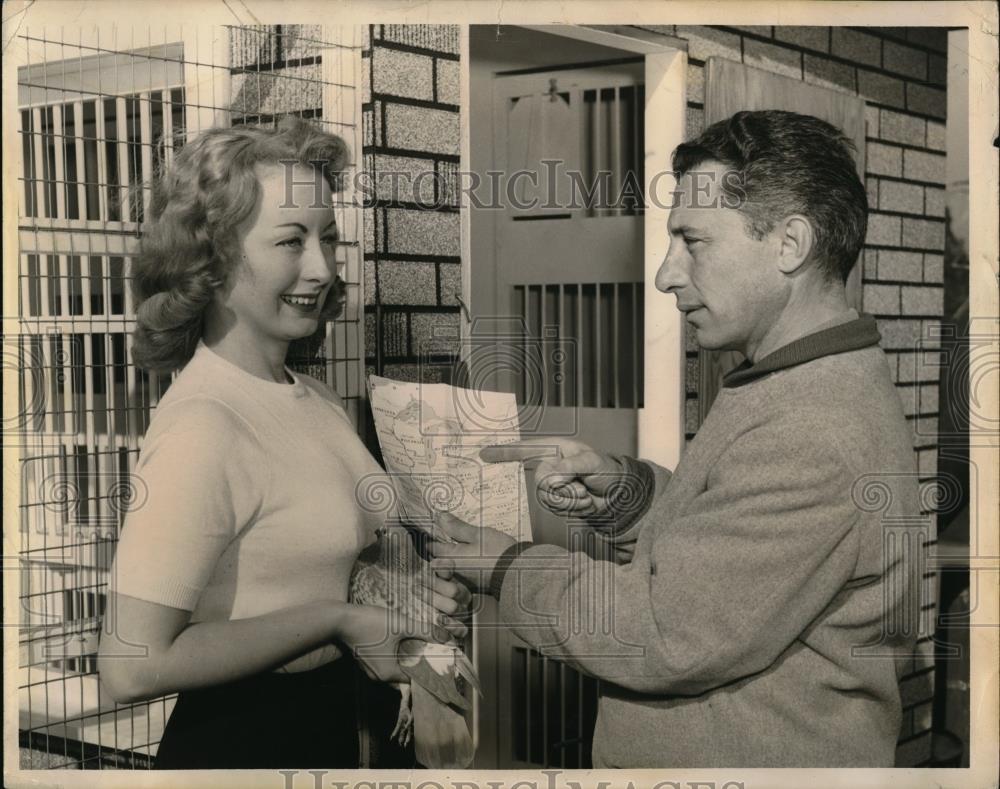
[131,116,350,373]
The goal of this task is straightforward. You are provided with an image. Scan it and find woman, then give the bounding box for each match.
[97,118,469,769]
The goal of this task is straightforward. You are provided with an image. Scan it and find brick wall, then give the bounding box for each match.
[362,25,463,389]
[634,24,948,767]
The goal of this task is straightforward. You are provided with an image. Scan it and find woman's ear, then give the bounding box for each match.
[777,215,815,275]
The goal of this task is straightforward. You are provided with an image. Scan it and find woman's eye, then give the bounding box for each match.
[321,235,340,246]
[278,237,303,248]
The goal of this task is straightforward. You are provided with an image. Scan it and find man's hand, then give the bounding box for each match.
[427,512,516,594]
[480,437,626,519]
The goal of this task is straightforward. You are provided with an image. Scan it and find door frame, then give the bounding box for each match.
[460,24,688,471]
[460,24,688,766]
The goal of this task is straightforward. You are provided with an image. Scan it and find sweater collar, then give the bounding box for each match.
[722,311,881,388]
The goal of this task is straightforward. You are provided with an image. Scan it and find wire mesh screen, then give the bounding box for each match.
[14,23,366,769]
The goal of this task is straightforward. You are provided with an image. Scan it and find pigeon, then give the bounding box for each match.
[349,523,480,768]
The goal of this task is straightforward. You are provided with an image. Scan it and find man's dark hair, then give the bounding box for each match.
[672,110,868,283]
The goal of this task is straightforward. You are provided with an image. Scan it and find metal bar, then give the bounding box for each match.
[115,96,129,224]
[161,87,174,169]
[31,107,47,219]
[612,87,621,216]
[613,282,620,408]
[591,91,600,217]
[98,333,116,531]
[72,101,87,220]
[559,661,566,767]
[541,654,549,767]
[577,667,583,765]
[139,91,153,221]
[559,284,567,408]
[539,285,547,407]
[122,332,141,454]
[38,256,56,434]
[576,284,583,407]
[632,282,639,407]
[59,316,75,437]
[594,282,602,408]
[633,83,641,214]
[52,104,67,219]
[94,102,108,223]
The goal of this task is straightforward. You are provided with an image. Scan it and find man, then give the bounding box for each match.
[430,110,921,768]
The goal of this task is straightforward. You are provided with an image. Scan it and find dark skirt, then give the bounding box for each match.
[154,657,360,769]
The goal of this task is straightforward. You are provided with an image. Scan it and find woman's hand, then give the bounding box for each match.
[428,512,517,594]
[413,558,473,639]
[339,604,451,684]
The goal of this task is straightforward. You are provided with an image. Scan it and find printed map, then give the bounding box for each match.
[368,376,532,542]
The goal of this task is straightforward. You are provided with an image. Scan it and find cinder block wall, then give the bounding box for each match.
[635,24,947,767]
[362,25,463,384]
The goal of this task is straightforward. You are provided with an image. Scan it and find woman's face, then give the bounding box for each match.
[215,162,343,348]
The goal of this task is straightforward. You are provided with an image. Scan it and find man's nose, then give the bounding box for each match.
[655,245,687,293]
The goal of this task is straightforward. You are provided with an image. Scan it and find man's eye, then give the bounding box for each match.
[684,237,702,246]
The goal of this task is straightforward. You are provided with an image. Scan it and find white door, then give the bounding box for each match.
[469,60,645,769]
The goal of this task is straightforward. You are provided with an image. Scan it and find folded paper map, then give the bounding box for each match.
[367,376,532,543]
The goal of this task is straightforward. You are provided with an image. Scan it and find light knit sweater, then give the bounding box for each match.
[496,314,922,767]
[110,339,383,672]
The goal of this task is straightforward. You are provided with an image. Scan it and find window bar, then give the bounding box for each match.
[325,320,336,389]
[72,101,87,220]
[99,332,116,525]
[59,299,75,439]
[139,91,153,221]
[539,284,547,408]
[612,88,621,217]
[82,331,97,493]
[31,107,48,220]
[576,664,584,765]
[115,96,130,228]
[559,660,567,767]
[591,90,601,218]
[632,282,639,407]
[612,282,620,408]
[633,83,641,215]
[527,649,536,763]
[122,332,141,455]
[541,654,549,767]
[38,256,56,435]
[161,87,174,170]
[594,281,602,408]
[94,101,109,223]
[559,284,567,407]
[518,287,528,406]
[52,104,67,219]
[575,284,583,409]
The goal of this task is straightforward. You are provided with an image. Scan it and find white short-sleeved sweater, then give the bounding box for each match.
[110,339,384,672]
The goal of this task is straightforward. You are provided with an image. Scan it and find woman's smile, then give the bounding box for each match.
[281,292,322,311]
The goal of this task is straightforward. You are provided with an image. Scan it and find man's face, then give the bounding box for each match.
[655,160,785,357]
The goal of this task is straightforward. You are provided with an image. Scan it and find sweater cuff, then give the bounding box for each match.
[489,541,534,599]
[593,455,656,536]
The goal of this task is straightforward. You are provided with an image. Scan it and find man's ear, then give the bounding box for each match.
[776,215,815,275]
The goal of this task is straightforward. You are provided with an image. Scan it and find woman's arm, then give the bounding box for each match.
[98,593,445,704]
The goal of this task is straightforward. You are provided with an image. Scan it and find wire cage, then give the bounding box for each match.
[14,23,366,769]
